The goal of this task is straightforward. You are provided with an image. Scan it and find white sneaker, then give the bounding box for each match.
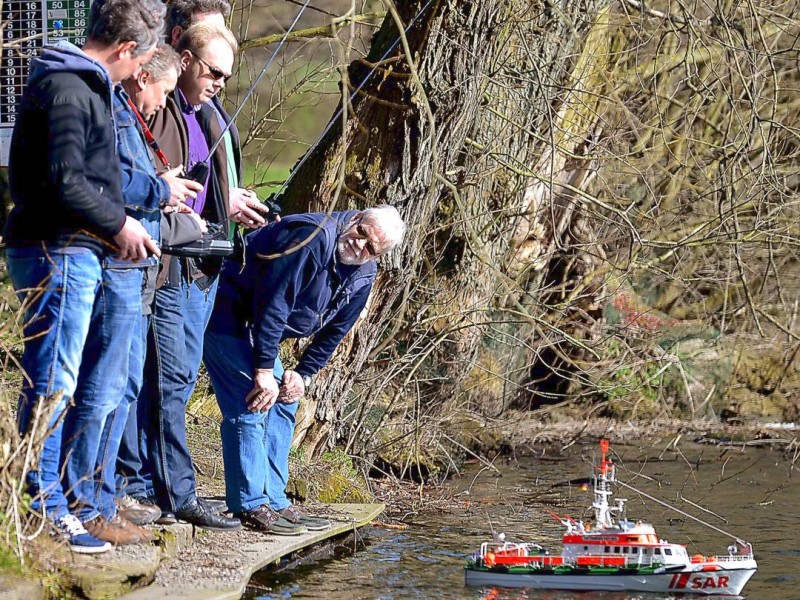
[53,514,112,554]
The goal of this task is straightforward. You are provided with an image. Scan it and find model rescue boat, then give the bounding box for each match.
[465,440,757,595]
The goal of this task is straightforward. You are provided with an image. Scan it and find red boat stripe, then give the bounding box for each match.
[562,536,680,548]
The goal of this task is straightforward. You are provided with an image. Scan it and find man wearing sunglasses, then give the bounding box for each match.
[203,207,405,535]
[165,0,270,229]
[141,22,241,532]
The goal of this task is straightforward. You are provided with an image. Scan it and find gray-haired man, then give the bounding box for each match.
[204,206,405,534]
[108,43,209,537]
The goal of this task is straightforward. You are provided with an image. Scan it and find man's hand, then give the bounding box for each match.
[278,370,305,404]
[246,368,279,413]
[163,201,194,215]
[229,188,270,229]
[113,216,160,261]
[186,211,208,234]
[161,165,203,206]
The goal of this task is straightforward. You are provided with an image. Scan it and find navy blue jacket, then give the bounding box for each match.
[208,211,377,377]
[5,41,126,254]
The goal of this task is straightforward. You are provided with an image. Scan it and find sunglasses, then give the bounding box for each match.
[189,50,232,83]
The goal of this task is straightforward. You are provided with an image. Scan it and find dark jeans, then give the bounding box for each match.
[115,313,152,501]
[143,270,218,511]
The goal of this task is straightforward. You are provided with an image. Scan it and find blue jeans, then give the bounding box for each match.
[6,246,102,521]
[115,314,153,500]
[204,331,295,514]
[143,271,217,511]
[63,266,143,522]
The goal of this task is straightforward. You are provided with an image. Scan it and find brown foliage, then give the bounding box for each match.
[240,0,800,461]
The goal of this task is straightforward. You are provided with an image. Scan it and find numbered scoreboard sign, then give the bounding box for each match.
[0,0,91,166]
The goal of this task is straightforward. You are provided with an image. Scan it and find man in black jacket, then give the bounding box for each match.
[4,0,165,553]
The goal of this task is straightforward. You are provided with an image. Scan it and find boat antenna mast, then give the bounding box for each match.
[593,439,628,528]
[614,478,753,554]
[595,440,753,555]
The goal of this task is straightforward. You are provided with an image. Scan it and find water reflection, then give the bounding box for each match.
[479,589,743,600]
[246,440,798,600]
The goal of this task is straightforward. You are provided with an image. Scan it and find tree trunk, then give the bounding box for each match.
[279,0,612,456]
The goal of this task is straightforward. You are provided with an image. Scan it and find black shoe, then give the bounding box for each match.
[155,510,177,525]
[198,496,228,514]
[175,498,241,531]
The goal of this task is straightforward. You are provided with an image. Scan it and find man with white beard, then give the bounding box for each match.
[203,206,404,534]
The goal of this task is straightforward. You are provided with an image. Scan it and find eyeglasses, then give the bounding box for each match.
[189,50,232,83]
[354,221,382,257]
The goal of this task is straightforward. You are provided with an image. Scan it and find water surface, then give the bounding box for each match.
[247,439,799,599]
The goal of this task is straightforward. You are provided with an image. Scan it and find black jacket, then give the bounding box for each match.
[4,41,126,254]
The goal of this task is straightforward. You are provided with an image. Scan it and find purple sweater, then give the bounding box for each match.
[179,90,210,215]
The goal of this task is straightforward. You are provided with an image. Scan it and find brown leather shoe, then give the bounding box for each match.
[116,495,162,526]
[83,514,154,545]
[110,514,156,543]
[235,504,306,535]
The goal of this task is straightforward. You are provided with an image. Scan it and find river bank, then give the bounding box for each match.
[247,436,800,600]
[1,415,796,599]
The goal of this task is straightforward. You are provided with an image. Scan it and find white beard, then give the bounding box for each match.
[337,239,367,265]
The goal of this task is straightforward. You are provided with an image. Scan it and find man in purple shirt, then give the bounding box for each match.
[143,22,240,531]
[164,0,269,228]
[181,94,211,214]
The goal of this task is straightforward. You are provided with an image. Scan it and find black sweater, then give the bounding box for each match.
[4,42,126,254]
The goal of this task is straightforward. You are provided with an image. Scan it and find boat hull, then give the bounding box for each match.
[464,566,756,595]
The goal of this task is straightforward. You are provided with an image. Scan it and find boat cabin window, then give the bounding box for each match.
[631,547,638,554]
[642,549,648,555]
[584,546,588,551]
[622,547,629,554]
[665,548,673,556]
[654,548,662,555]
[614,546,620,553]
[604,546,610,553]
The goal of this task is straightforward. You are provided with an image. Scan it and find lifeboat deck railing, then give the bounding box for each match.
[709,554,755,562]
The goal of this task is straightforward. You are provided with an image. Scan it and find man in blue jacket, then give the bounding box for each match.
[87,43,206,541]
[4,0,165,553]
[111,44,206,529]
[203,206,405,534]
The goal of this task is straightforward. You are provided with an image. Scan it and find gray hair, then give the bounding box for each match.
[88,0,165,57]
[166,0,231,41]
[362,205,405,250]
[143,43,181,81]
